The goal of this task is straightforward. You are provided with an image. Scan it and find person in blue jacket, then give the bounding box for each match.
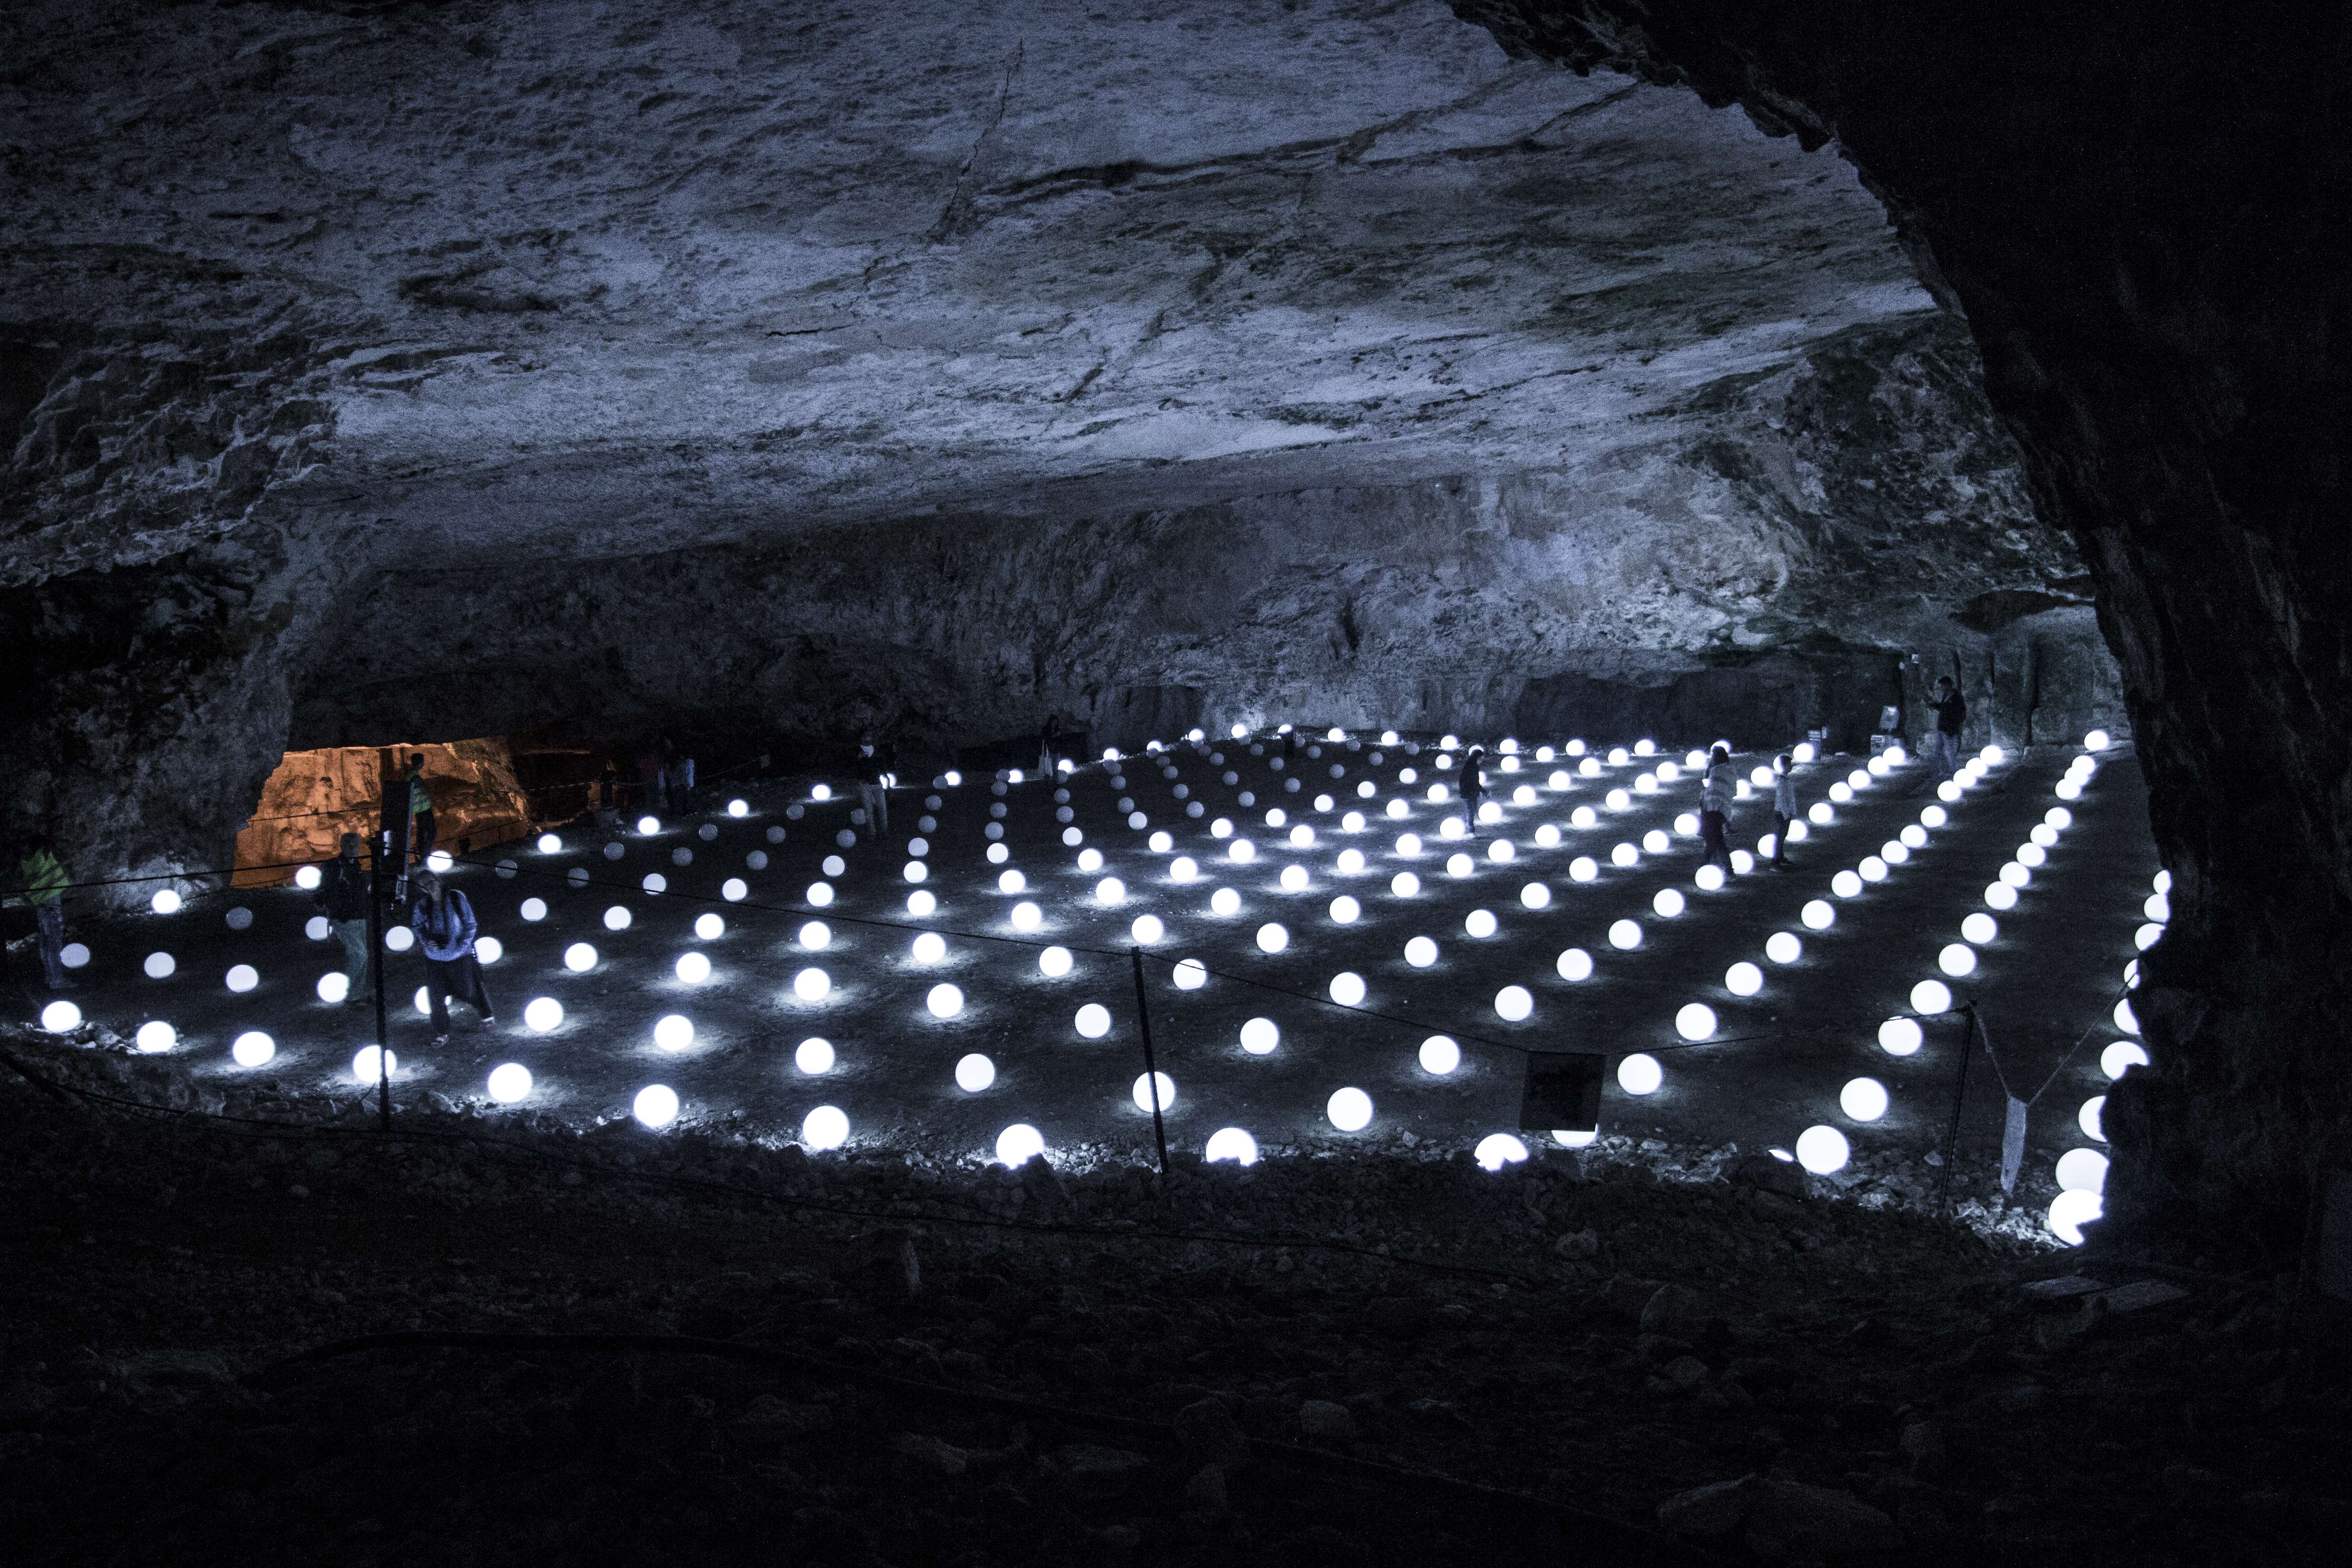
[411,869,494,1045]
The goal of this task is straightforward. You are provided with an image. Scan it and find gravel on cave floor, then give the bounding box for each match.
[0,1030,2344,1567]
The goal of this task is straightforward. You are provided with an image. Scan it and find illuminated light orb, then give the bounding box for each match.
[562,941,598,973]
[151,888,183,915]
[1579,759,1602,778]
[1419,1035,1461,1075]
[1513,785,1536,806]
[1230,840,1257,864]
[996,1123,1047,1167]
[1169,856,1201,885]
[1198,887,1239,919]
[2015,843,2047,870]
[387,926,421,954]
[2048,1187,2102,1245]
[2134,922,2162,951]
[1568,857,1598,883]
[353,1046,397,1082]
[793,967,831,1002]
[996,869,1027,896]
[903,859,929,884]
[1801,900,1835,930]
[316,971,349,1003]
[1439,816,1466,841]
[487,1063,532,1104]
[1943,780,1970,802]
[1096,877,1128,906]
[1675,1003,1717,1041]
[2113,997,2140,1035]
[1796,1125,1850,1175]
[1534,824,1561,848]
[1859,856,1889,882]
[1280,865,1311,892]
[1172,957,1208,990]
[476,934,508,963]
[1071,1002,1112,1039]
[653,1014,696,1050]
[926,983,965,1019]
[1784,820,1809,843]
[1876,1017,1924,1057]
[1328,895,1361,925]
[1939,943,1978,978]
[1643,830,1670,853]
[1326,1087,1374,1132]
[1132,1072,1176,1113]
[746,852,768,871]
[1404,936,1439,968]
[1494,985,1534,1022]
[1475,1134,1530,1171]
[427,850,456,874]
[1465,908,1499,938]
[1831,871,1863,899]
[601,844,625,865]
[715,877,746,906]
[1329,971,1367,1007]
[538,833,563,853]
[1765,931,1802,964]
[1653,888,1686,919]
[675,952,712,985]
[1999,862,2032,889]
[292,865,324,892]
[1205,1127,1259,1166]
[144,951,176,980]
[2102,1041,2150,1079]
[2078,1094,2108,1142]
[1985,883,2019,911]
[1554,1128,1598,1148]
[1336,847,1367,875]
[2154,869,2172,893]
[906,890,937,919]
[1902,825,1930,849]
[1519,881,1551,911]
[1131,914,1166,945]
[795,1037,835,1074]
[1556,947,1594,982]
[1446,853,1477,878]
[519,995,564,1032]
[1611,843,1638,868]
[1730,850,1755,875]
[1077,848,1104,872]
[1571,805,1598,828]
[1911,979,1953,1015]
[135,1020,176,1054]
[2057,1147,2109,1194]
[1725,962,1764,997]
[1923,804,1951,828]
[1867,756,1890,778]
[1389,871,1420,898]
[225,964,259,993]
[231,1030,273,1067]
[1489,839,1517,863]
[1841,1077,1889,1122]
[1256,922,1289,954]
[603,905,634,932]
[1617,1053,1662,1095]
[1605,789,1632,812]
[59,942,91,969]
[1607,919,1643,951]
[1693,864,1727,894]
[1961,912,1998,945]
[1289,824,1316,849]
[1808,803,1835,826]
[1980,745,2004,766]
[912,931,948,964]
[800,1104,849,1151]
[1829,782,1854,804]
[1393,833,1424,859]
[637,815,663,835]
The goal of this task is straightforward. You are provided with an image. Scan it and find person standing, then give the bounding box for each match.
[675,751,696,811]
[1457,744,1487,838]
[410,869,493,1045]
[1928,676,1967,783]
[1037,715,1063,777]
[16,838,69,989]
[595,763,620,828]
[855,730,895,838]
[403,754,437,865]
[314,832,372,1000]
[634,747,663,816]
[1699,744,1735,872]
[1771,752,1798,870]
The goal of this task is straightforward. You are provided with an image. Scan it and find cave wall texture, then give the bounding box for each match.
[8,0,2335,1255]
[1447,0,2352,1262]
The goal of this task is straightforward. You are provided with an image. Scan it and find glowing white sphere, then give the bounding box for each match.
[1325,895,1362,927]
[1205,1127,1259,1166]
[602,843,624,862]
[2056,1147,2109,1194]
[2111,997,2142,1036]
[1840,1077,1889,1122]
[801,1104,849,1151]
[353,1046,397,1082]
[1795,1125,1850,1174]
[1279,865,1310,892]
[1652,888,1686,919]
[231,1030,273,1067]
[1999,862,2031,889]
[316,971,349,1003]
[383,925,416,953]
[1730,849,1755,875]
[473,1062,532,1106]
[1859,856,1889,883]
[1568,857,1597,883]
[1829,782,1854,804]
[149,888,182,915]
[133,1019,175,1053]
[2153,868,2171,893]
[1959,912,1998,946]
[1725,961,1763,997]
[1229,840,1257,865]
[561,941,596,973]
[1417,1034,1462,1075]
[1201,887,1238,918]
[1922,804,1951,828]
[2016,843,2047,869]
[2079,1094,2107,1141]
[1784,820,1808,843]
[1556,946,1593,982]
[1691,863,1726,894]
[1606,790,1632,813]
[653,1014,696,1050]
[2101,1040,2150,1079]
[1170,957,1208,991]
[1074,1002,1112,1039]
[2048,1187,2102,1245]
[1764,931,1802,965]
[1831,871,1863,899]
[518,995,563,1032]
[2133,921,2163,952]
[1911,979,1953,1015]
[1985,882,2019,911]
[779,1038,830,1078]
[1938,943,1978,977]
[1807,803,1834,826]
[1494,985,1534,1022]
[1607,918,1642,951]
[422,849,454,874]
[1326,1087,1374,1132]
[793,967,831,1002]
[1462,908,1497,939]
[1327,970,1367,1007]
[1475,1133,1530,1172]
[1516,881,1552,913]
[1675,1003,1717,1041]
[1256,922,1289,953]
[1132,1072,1176,1113]
[538,833,563,853]
[674,952,712,985]
[1554,1128,1597,1147]
[2055,777,2083,801]
[996,1123,1046,1166]
[59,942,90,968]
[1617,1053,1662,1095]
[225,964,258,993]
[599,904,631,933]
[144,951,176,979]
[925,983,965,1019]
[1878,1017,1924,1056]
[901,931,943,966]
[1802,900,1835,930]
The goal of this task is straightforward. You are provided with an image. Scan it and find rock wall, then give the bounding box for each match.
[230,740,534,887]
[1451,0,2352,1262]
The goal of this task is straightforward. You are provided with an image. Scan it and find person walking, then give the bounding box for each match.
[1771,752,1798,870]
[855,730,895,838]
[1927,676,1966,784]
[403,754,437,865]
[1457,744,1488,837]
[16,837,70,989]
[410,869,493,1045]
[1699,744,1735,873]
[314,832,372,1000]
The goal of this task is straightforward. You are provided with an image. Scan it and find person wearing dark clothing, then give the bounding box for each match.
[1699,744,1735,872]
[410,870,493,1044]
[1771,752,1798,870]
[1928,677,1967,783]
[634,749,662,814]
[403,754,437,865]
[855,731,896,837]
[17,842,69,989]
[1038,715,1063,777]
[313,832,373,998]
[596,764,621,826]
[1457,745,1487,837]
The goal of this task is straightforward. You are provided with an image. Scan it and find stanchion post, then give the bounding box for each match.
[1935,1001,1978,1216]
[370,828,392,1131]
[1129,946,1170,1178]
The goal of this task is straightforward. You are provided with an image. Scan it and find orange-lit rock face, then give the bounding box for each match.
[232,740,533,885]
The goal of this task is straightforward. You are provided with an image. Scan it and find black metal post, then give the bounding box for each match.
[1935,1002,1977,1216]
[370,828,391,1131]
[1129,946,1169,1177]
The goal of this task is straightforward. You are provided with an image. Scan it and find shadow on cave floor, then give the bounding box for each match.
[0,1029,2345,1568]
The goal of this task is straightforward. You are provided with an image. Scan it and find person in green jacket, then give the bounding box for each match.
[17,838,69,989]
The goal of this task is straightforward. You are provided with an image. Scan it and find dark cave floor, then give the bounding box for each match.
[0,1033,2343,1568]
